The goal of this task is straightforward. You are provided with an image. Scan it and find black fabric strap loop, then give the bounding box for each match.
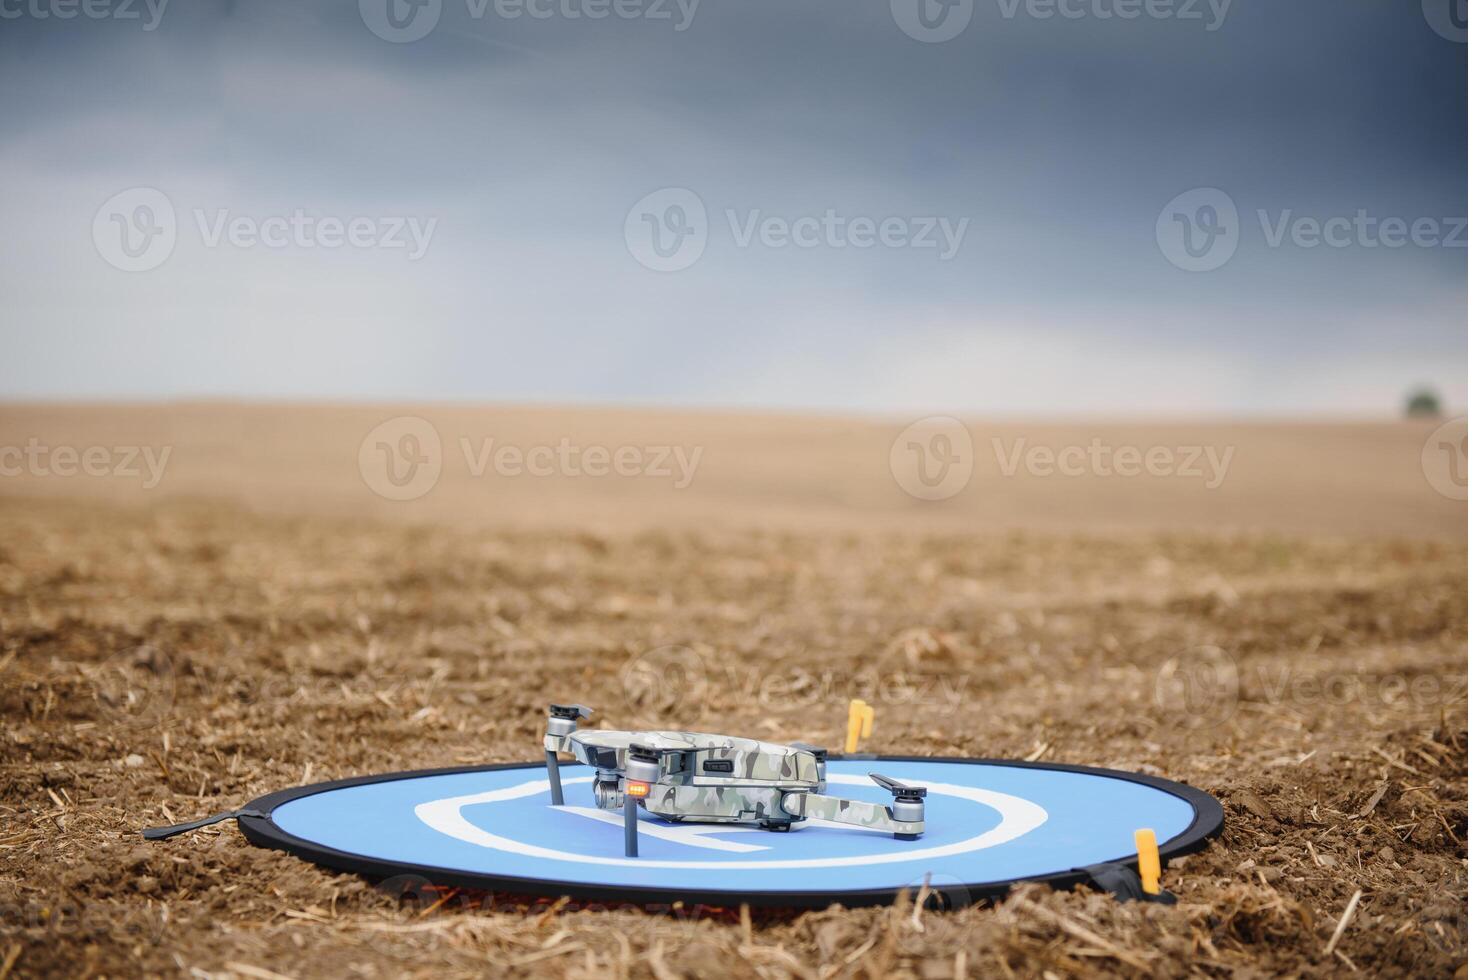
[1080,862,1178,904]
[143,808,267,841]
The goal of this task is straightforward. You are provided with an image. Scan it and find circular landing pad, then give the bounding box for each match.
[238,757,1222,908]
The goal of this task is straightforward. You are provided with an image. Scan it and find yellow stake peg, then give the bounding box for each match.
[1134,828,1162,896]
[845,699,875,754]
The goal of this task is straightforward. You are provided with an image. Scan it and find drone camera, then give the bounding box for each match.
[593,772,624,810]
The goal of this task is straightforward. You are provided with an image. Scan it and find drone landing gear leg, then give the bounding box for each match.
[543,703,593,807]
[624,795,638,858]
[546,750,564,806]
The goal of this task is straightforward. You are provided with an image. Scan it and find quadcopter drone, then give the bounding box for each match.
[543,704,927,857]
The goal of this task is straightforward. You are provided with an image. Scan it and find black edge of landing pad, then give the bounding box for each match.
[233,756,1224,909]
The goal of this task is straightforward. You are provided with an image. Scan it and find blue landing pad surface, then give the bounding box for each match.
[248,758,1220,905]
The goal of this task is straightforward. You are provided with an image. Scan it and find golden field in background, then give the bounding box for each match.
[0,402,1461,539]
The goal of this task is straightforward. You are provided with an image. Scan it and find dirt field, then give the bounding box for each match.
[1,406,1465,978]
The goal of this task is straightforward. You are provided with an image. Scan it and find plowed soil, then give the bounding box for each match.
[0,407,1465,978]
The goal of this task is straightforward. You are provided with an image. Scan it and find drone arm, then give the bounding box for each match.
[780,792,925,840]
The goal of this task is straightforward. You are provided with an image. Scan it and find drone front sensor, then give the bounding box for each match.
[542,704,927,858]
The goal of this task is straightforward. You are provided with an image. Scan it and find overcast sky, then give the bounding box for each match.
[1,0,1464,415]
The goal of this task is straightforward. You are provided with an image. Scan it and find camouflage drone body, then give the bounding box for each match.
[542,705,926,857]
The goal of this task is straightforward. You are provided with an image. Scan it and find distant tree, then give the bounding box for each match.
[1405,387,1443,419]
